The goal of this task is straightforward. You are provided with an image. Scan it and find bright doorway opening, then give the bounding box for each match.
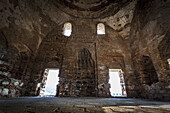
[39,69,59,97]
[109,69,127,97]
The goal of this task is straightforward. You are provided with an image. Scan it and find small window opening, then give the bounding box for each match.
[97,23,105,35]
[63,22,72,37]
[109,69,127,97]
[39,69,59,97]
[167,58,170,68]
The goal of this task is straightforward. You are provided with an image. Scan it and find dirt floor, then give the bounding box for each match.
[0,97,170,113]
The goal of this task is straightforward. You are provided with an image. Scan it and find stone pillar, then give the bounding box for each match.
[97,65,110,97]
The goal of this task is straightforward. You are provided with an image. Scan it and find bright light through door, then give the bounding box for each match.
[109,69,127,97]
[44,69,59,96]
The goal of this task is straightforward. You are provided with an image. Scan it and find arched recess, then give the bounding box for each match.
[0,45,28,97]
[78,48,95,70]
[0,32,8,54]
[34,54,63,96]
[158,33,170,69]
[13,52,30,80]
[99,24,131,56]
[97,51,128,97]
[8,44,33,80]
[0,31,10,64]
[76,48,96,96]
[102,25,139,98]
[108,53,127,97]
[54,48,96,97]
[4,46,20,77]
[140,55,159,86]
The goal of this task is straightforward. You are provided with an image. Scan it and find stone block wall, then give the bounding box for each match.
[130,0,170,101]
[58,47,97,97]
[31,18,136,97]
[97,65,110,97]
[0,56,23,97]
[1,0,169,101]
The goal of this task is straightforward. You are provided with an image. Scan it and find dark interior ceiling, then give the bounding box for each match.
[53,0,132,19]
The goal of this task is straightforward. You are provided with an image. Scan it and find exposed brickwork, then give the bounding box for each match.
[0,0,169,101]
[130,0,170,101]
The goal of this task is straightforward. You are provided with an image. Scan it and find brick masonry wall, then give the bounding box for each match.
[0,0,169,101]
[130,0,170,101]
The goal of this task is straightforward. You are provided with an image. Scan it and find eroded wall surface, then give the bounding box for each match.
[0,0,169,100]
[130,0,170,101]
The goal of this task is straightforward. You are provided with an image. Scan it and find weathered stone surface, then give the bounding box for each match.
[2,81,9,85]
[0,0,169,101]
[129,0,170,101]
[1,88,9,96]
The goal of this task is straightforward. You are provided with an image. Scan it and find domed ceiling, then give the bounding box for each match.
[53,0,132,19]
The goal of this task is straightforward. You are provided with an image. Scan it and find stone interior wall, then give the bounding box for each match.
[0,46,32,97]
[130,0,170,101]
[0,0,169,101]
[30,19,136,97]
[0,55,23,97]
[58,48,96,97]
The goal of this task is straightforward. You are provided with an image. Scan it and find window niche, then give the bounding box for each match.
[97,23,105,35]
[141,56,159,86]
[167,58,170,69]
[63,22,72,37]
[77,48,95,96]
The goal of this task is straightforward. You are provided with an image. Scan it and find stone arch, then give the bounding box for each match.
[0,32,8,53]
[78,48,95,70]
[0,45,24,97]
[14,52,29,80]
[139,55,159,86]
[76,48,96,96]
[158,33,170,69]
[34,54,63,96]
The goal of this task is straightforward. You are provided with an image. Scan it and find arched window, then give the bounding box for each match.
[97,23,105,35]
[63,22,72,37]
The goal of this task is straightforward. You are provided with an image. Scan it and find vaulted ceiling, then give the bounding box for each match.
[53,0,132,19]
